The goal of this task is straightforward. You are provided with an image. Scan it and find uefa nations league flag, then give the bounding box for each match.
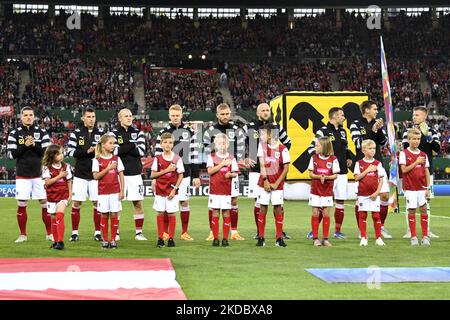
[380,36,399,213]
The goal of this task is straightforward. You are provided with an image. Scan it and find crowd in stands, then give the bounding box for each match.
[144,67,221,111]
[20,56,134,114]
[1,11,449,59]
[0,60,20,107]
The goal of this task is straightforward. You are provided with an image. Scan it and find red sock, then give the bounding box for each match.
[230,207,238,231]
[253,205,259,230]
[258,213,267,239]
[359,211,368,238]
[223,216,231,240]
[156,214,165,239]
[164,212,169,234]
[311,215,320,239]
[71,207,80,232]
[211,215,220,240]
[380,204,388,226]
[408,213,417,238]
[101,215,109,242]
[420,213,429,238]
[17,206,27,235]
[275,213,283,239]
[180,210,190,234]
[134,213,144,234]
[372,212,382,239]
[51,216,58,243]
[334,204,344,232]
[322,215,330,239]
[42,207,51,235]
[318,208,323,224]
[56,212,65,242]
[355,204,360,228]
[208,209,213,230]
[111,216,119,241]
[93,208,101,232]
[168,214,176,239]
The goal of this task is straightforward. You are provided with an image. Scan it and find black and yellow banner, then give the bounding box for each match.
[270,91,368,181]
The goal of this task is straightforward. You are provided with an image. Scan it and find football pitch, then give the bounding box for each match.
[1,196,450,300]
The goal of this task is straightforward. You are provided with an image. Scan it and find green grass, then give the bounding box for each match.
[1,196,450,299]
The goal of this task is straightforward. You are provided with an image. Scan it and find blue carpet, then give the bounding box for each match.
[306,267,450,283]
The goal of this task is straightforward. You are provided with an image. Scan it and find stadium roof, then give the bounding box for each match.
[1,0,449,8]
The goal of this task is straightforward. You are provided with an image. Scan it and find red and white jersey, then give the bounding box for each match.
[399,148,429,191]
[354,158,385,196]
[207,153,239,196]
[308,154,340,197]
[42,163,72,202]
[92,155,124,195]
[151,152,185,197]
[257,143,290,190]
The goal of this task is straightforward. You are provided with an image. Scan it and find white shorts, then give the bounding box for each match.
[257,188,284,206]
[178,177,191,202]
[308,194,334,208]
[15,178,46,200]
[247,172,260,198]
[153,195,179,213]
[357,196,381,212]
[231,176,239,198]
[72,177,98,202]
[208,194,232,210]
[333,174,348,200]
[124,175,144,201]
[97,194,122,213]
[404,190,427,210]
[380,175,389,194]
[47,200,69,214]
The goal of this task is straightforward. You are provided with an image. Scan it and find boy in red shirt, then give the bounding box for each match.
[207,133,239,247]
[92,135,125,249]
[151,133,184,248]
[399,128,431,246]
[308,137,339,247]
[354,140,386,246]
[256,124,290,247]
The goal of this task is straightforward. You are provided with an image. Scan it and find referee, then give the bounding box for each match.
[111,108,147,241]
[401,106,441,239]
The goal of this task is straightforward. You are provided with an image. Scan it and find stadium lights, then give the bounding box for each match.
[188,54,193,59]
[201,55,206,60]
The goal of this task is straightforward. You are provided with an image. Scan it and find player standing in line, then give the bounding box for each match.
[67,108,104,241]
[399,129,431,246]
[152,133,185,248]
[350,101,391,239]
[243,103,291,240]
[7,107,52,243]
[306,107,352,240]
[207,133,239,247]
[401,106,441,239]
[255,124,290,247]
[203,103,246,241]
[111,108,147,241]
[92,135,125,249]
[42,144,73,250]
[354,140,386,247]
[154,104,201,241]
[308,137,340,247]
